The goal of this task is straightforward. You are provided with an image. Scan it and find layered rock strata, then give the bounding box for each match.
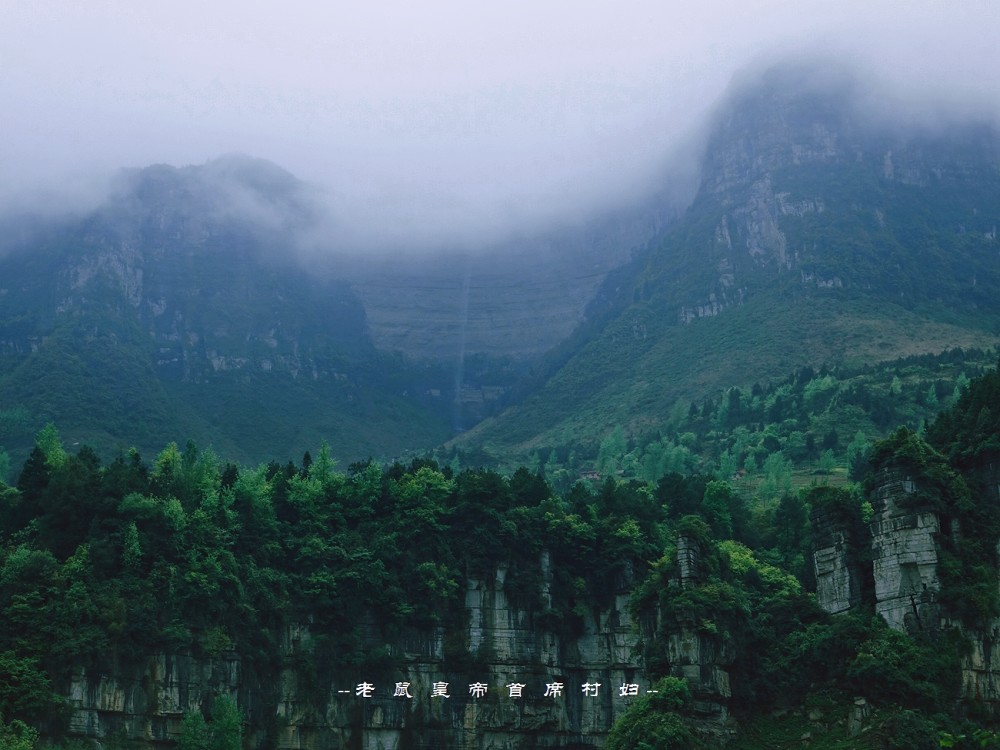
[63,564,646,749]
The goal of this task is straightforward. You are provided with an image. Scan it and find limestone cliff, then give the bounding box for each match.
[62,565,646,749]
[867,470,941,632]
[811,501,865,616]
[812,464,1000,703]
[636,530,734,729]
[678,61,1000,323]
[813,469,930,626]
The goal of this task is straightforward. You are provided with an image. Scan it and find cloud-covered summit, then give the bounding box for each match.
[3,2,999,250]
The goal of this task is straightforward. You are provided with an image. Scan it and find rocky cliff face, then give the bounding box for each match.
[654,532,734,728]
[31,160,372,384]
[62,564,646,749]
[665,61,1000,324]
[867,470,941,632]
[812,468,940,627]
[0,157,463,464]
[811,502,864,616]
[812,466,999,702]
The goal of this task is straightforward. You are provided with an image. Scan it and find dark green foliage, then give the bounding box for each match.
[929,358,1000,467]
[0,358,998,747]
[878,709,944,750]
[0,716,39,750]
[0,653,61,724]
[604,677,701,750]
[176,713,209,750]
[656,473,709,520]
[0,428,679,740]
[208,695,242,750]
[845,625,963,712]
[174,699,242,750]
[700,481,735,539]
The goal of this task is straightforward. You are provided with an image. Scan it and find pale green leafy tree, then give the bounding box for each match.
[177,710,209,750]
[0,716,37,750]
[596,426,626,476]
[209,694,243,750]
[35,423,66,468]
[818,449,837,474]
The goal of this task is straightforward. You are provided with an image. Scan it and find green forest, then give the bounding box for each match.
[2,353,1000,749]
[445,347,995,488]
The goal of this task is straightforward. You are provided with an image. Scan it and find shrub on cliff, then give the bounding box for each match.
[605,677,703,750]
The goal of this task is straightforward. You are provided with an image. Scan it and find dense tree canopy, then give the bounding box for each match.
[1,358,1000,748]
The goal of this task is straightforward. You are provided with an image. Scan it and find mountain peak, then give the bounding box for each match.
[699,55,1000,199]
[199,153,303,194]
[698,59,864,197]
[106,154,319,236]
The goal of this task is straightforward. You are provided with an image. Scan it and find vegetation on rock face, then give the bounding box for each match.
[449,75,1000,466]
[445,347,996,490]
[605,677,702,750]
[866,423,1000,628]
[175,695,243,750]
[0,428,679,743]
[0,359,998,748]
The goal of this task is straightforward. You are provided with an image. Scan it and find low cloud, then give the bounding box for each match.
[2,2,998,253]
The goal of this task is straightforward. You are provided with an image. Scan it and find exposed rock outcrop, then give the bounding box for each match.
[813,467,941,628]
[63,564,646,749]
[868,470,941,632]
[661,531,734,724]
[811,502,864,616]
[812,464,1000,704]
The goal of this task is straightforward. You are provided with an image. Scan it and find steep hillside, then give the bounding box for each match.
[341,202,672,364]
[0,156,452,465]
[0,151,681,464]
[456,62,1000,463]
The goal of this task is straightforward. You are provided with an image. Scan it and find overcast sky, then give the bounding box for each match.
[3,1,999,247]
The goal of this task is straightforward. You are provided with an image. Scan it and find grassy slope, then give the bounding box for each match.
[457,289,999,465]
[167,370,452,466]
[453,84,1000,469]
[0,315,452,468]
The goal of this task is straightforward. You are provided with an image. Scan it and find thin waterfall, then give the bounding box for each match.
[453,259,471,433]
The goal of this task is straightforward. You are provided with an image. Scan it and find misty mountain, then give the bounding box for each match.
[340,207,669,365]
[455,61,1000,463]
[0,145,681,465]
[0,156,454,465]
[4,59,1000,472]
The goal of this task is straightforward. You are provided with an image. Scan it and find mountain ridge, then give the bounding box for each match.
[3,61,1000,469]
[453,60,1000,463]
[0,157,453,465]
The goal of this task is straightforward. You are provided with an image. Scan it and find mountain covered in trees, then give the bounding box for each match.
[2,61,999,473]
[454,62,1000,467]
[3,57,1000,749]
[0,155,459,467]
[1,344,1000,748]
